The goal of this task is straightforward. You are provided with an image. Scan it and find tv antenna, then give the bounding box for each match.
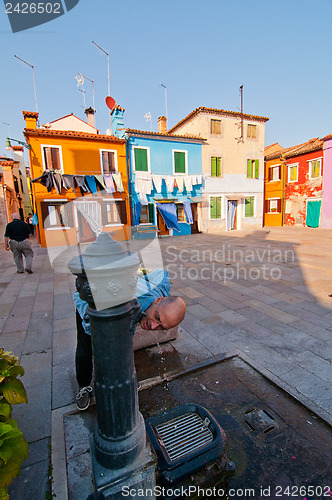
[14,55,39,119]
[78,73,95,111]
[144,112,152,131]
[160,83,168,121]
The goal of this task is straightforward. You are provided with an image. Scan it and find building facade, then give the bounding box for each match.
[321,134,332,228]
[264,138,324,227]
[23,110,131,247]
[168,107,269,232]
[0,153,29,236]
[126,116,204,239]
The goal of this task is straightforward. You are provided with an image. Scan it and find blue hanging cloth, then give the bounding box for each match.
[156,203,180,232]
[85,175,97,194]
[183,200,193,224]
[134,202,141,226]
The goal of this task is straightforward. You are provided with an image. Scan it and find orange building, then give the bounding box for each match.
[264,144,285,226]
[0,154,28,236]
[23,110,131,248]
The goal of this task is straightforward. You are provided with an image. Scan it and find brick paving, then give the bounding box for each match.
[0,226,331,498]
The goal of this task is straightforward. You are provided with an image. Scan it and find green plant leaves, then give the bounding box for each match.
[0,350,28,492]
[1,380,27,405]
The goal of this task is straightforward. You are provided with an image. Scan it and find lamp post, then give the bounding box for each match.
[68,232,156,498]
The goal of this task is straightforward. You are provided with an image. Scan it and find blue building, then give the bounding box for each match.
[123,116,205,239]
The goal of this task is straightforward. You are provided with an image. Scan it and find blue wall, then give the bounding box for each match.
[128,135,203,236]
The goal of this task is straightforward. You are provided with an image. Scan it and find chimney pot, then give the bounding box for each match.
[85,107,96,128]
[158,116,167,134]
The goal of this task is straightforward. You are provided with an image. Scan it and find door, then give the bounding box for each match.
[157,210,169,236]
[191,203,199,233]
[306,200,321,228]
[227,200,237,230]
[77,210,96,243]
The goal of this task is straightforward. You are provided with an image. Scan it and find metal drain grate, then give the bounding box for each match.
[155,412,213,462]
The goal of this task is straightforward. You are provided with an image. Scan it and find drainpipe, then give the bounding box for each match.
[1,184,9,224]
[125,135,134,229]
[281,155,287,227]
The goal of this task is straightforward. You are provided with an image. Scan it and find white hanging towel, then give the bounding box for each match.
[184,175,192,191]
[135,172,153,195]
[175,176,184,191]
[139,193,148,205]
[165,176,175,192]
[152,175,162,193]
[112,173,124,192]
[195,174,202,185]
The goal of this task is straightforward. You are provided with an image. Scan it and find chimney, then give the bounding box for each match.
[158,116,167,134]
[85,107,96,128]
[22,111,38,130]
[111,105,125,138]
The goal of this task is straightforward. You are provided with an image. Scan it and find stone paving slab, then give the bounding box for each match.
[0,227,332,498]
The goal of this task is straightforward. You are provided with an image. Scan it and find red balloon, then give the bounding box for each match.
[105,96,116,110]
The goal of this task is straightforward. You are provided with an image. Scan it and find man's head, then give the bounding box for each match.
[140,296,186,331]
[12,213,20,220]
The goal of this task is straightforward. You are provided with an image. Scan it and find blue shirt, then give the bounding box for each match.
[74,269,171,335]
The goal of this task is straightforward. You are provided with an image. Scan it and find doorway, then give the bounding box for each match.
[157,210,169,236]
[227,200,238,230]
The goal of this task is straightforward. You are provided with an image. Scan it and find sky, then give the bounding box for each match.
[1,0,332,163]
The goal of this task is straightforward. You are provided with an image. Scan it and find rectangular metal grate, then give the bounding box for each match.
[155,412,213,462]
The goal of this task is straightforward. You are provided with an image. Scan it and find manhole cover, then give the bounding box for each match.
[244,408,278,434]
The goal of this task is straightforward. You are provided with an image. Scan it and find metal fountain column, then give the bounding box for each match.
[68,232,156,499]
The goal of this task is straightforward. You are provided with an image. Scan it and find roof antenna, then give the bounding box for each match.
[235,85,244,143]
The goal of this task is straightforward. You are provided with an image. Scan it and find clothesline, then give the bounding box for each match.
[30,170,124,196]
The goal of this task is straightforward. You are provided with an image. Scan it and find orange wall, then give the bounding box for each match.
[26,133,131,247]
[264,158,284,226]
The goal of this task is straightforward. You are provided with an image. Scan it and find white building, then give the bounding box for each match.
[169,107,269,232]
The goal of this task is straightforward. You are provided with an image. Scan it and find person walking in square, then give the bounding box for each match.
[4,212,34,274]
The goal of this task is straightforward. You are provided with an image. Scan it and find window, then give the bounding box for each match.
[247,159,259,179]
[210,119,221,135]
[210,196,222,219]
[268,164,281,181]
[176,203,186,222]
[41,202,73,228]
[247,124,257,139]
[309,158,321,179]
[211,157,222,177]
[134,147,149,172]
[42,146,62,171]
[173,150,187,174]
[103,200,127,225]
[288,163,298,183]
[266,198,281,213]
[245,196,255,217]
[139,204,154,224]
[13,177,19,194]
[100,150,117,174]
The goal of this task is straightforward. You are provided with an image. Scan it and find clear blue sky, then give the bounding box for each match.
[1,0,332,162]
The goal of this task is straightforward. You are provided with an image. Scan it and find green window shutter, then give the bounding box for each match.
[210,197,217,218]
[247,159,252,178]
[217,158,221,177]
[255,160,259,179]
[148,203,154,223]
[211,157,217,176]
[245,197,254,217]
[216,197,221,218]
[135,148,148,171]
[174,152,186,173]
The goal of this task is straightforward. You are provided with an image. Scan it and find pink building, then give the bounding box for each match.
[321,134,332,228]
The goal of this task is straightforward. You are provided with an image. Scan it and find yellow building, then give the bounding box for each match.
[264,144,285,226]
[23,110,131,247]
